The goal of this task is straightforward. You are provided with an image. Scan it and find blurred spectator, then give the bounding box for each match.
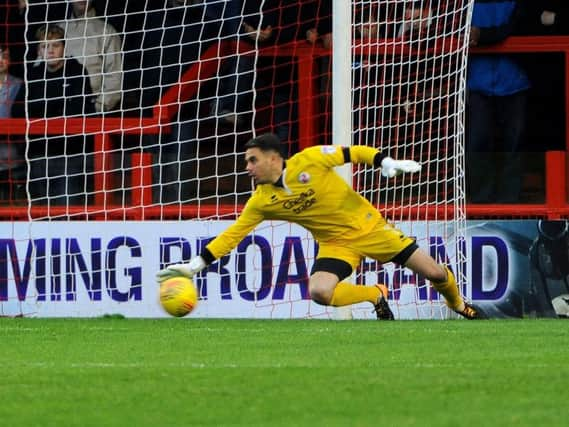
[252,1,328,155]
[204,0,256,127]
[520,0,569,35]
[305,0,332,145]
[352,2,438,149]
[354,2,433,41]
[466,0,530,203]
[0,44,24,202]
[0,0,44,79]
[539,1,569,34]
[396,1,433,39]
[140,0,216,203]
[99,0,148,114]
[140,0,212,113]
[139,0,268,202]
[518,0,567,153]
[352,2,433,42]
[305,0,331,49]
[12,24,95,205]
[0,0,27,79]
[0,45,21,117]
[56,0,122,113]
[353,6,386,148]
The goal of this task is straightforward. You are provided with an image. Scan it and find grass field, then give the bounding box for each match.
[1,318,567,427]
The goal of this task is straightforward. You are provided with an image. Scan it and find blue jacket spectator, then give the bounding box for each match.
[468,0,530,95]
[0,44,24,202]
[0,46,22,118]
[466,0,530,204]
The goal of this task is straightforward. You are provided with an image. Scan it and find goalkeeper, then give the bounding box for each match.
[157,133,482,320]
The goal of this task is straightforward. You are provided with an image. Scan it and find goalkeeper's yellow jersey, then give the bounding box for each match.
[206,145,384,260]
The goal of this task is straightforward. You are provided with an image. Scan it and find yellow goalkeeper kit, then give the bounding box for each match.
[205,145,415,270]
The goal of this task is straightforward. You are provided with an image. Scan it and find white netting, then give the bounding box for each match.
[351,0,471,318]
[0,0,470,318]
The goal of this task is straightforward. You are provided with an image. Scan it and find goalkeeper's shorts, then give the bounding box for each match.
[316,217,417,271]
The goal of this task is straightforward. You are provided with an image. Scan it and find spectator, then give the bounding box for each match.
[140,0,252,117]
[205,0,269,127]
[305,0,332,49]
[0,0,44,79]
[247,1,318,155]
[139,0,267,203]
[352,3,436,148]
[397,1,433,39]
[518,0,567,153]
[353,6,387,148]
[520,0,569,35]
[102,0,150,114]
[12,24,95,206]
[56,0,122,113]
[0,44,24,201]
[305,0,332,145]
[466,0,530,203]
[0,0,26,79]
[0,45,21,118]
[139,0,218,203]
[140,0,212,113]
[539,1,569,34]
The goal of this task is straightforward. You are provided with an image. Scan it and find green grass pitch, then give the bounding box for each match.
[1,318,567,427]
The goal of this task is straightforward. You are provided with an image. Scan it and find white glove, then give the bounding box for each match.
[381,156,421,178]
[156,256,206,283]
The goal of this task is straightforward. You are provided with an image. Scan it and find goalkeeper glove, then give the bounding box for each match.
[155,256,206,283]
[380,156,421,178]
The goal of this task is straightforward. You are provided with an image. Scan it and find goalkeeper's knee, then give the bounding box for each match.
[309,282,334,305]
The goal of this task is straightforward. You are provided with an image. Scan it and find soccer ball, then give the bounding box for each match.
[159,276,198,317]
[551,294,569,318]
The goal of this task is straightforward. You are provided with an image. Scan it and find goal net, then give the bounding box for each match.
[0,0,471,319]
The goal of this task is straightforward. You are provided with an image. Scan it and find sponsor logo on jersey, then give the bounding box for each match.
[298,172,311,184]
[282,188,316,214]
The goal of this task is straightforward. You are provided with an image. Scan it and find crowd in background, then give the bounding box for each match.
[0,0,567,205]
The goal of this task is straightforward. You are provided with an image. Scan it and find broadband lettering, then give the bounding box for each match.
[0,234,509,303]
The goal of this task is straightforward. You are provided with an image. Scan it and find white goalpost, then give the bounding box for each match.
[0,0,472,319]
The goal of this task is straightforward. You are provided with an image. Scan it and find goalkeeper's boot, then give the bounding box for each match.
[373,284,395,320]
[454,302,487,320]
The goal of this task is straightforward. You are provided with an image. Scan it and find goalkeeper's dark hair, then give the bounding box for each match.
[244,133,286,158]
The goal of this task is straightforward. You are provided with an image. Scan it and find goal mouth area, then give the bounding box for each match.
[0,0,475,320]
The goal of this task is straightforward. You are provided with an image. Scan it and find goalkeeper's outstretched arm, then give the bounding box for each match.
[346,145,422,178]
[156,200,264,283]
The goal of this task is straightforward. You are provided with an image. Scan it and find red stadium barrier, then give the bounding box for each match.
[0,36,567,220]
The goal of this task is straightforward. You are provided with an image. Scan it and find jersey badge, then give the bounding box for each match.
[298,172,311,184]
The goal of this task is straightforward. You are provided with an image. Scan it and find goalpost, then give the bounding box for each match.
[0,0,472,319]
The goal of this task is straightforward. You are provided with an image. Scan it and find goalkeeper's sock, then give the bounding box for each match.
[329,282,381,307]
[432,266,465,312]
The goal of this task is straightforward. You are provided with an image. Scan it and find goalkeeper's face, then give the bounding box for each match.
[245,147,282,185]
